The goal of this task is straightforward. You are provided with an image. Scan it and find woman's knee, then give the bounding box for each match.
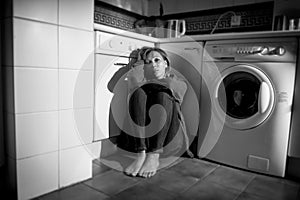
[152,91,174,106]
[129,87,146,105]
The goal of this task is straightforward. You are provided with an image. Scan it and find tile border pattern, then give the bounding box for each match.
[94,1,273,35]
[94,1,141,31]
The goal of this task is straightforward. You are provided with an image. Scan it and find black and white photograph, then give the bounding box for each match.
[1,0,300,199]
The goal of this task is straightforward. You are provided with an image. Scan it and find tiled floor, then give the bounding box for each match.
[35,155,300,200]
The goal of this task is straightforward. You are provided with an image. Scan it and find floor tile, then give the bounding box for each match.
[110,181,177,200]
[236,192,273,200]
[92,162,112,177]
[177,179,241,200]
[32,157,300,200]
[203,165,255,191]
[38,183,109,200]
[167,158,218,179]
[83,169,140,196]
[245,175,300,200]
[140,169,199,193]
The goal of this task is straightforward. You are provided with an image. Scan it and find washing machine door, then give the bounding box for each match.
[214,64,275,130]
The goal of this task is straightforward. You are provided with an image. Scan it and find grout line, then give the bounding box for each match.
[16,150,59,160]
[13,16,93,33]
[232,173,257,200]
[13,16,58,27]
[13,65,94,71]
[6,106,93,116]
[179,163,220,194]
[83,182,113,197]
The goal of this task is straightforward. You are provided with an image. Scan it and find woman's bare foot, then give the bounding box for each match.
[124,151,146,177]
[138,153,160,178]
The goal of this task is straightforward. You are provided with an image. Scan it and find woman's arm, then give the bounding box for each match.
[163,74,187,104]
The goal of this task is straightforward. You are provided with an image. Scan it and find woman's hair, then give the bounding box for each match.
[141,47,171,74]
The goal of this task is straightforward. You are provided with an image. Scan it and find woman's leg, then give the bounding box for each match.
[145,91,174,152]
[124,87,147,176]
[139,89,174,178]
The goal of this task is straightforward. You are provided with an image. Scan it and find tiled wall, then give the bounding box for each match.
[94,1,274,34]
[1,0,101,199]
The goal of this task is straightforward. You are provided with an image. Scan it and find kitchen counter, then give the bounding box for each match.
[95,23,300,43]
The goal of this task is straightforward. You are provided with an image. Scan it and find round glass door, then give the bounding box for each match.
[218,72,260,119]
[214,65,275,130]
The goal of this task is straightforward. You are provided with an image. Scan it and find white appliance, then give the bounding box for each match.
[94,31,154,141]
[198,38,298,177]
[158,41,203,152]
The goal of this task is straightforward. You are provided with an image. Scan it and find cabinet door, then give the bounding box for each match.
[94,54,129,141]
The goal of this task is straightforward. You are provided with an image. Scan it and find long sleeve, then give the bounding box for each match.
[162,75,187,104]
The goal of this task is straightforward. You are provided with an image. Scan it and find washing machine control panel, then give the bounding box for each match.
[204,38,297,62]
[236,46,286,56]
[211,45,286,56]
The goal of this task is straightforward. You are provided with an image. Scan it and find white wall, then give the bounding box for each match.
[2,0,100,199]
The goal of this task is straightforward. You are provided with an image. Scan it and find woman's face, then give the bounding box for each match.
[144,51,167,80]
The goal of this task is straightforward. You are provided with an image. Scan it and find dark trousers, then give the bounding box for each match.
[117,83,180,154]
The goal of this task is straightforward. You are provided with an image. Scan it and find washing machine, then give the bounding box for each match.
[198,38,298,177]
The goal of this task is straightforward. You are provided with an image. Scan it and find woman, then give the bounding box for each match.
[116,47,191,178]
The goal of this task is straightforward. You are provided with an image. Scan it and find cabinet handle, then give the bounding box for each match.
[114,63,127,66]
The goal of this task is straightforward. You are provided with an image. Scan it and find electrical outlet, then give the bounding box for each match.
[231,15,241,26]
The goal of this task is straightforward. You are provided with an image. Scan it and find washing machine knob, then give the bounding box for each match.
[253,46,269,55]
[260,46,269,55]
[269,46,286,56]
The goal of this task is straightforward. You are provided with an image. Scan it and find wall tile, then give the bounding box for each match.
[59,69,93,109]
[14,68,58,113]
[59,0,93,31]
[59,145,92,187]
[59,27,94,70]
[15,111,59,159]
[59,108,93,149]
[17,152,59,200]
[13,0,58,24]
[13,18,58,68]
